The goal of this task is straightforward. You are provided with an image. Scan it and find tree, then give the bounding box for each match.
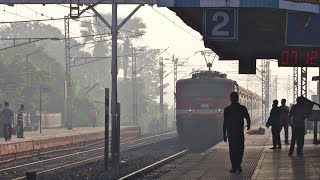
[80,14,145,81]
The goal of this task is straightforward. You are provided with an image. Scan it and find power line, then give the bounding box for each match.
[1,4,111,38]
[0,14,96,24]
[21,4,53,19]
[150,7,202,42]
[1,6,32,20]
[178,64,206,80]
[136,47,169,74]
[57,4,95,16]
[164,57,189,78]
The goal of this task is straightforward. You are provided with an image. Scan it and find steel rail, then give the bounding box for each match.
[2,131,176,179]
[119,150,188,180]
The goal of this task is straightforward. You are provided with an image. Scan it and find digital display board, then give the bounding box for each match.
[278,47,320,67]
[286,12,320,46]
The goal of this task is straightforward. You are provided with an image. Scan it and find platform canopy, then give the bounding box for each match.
[157,0,320,14]
[0,0,155,4]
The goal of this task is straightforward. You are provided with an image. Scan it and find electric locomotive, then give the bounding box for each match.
[176,70,261,148]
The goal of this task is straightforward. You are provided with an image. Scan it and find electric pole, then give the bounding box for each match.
[293,67,299,103]
[131,45,138,126]
[261,60,270,124]
[64,16,72,130]
[173,55,178,126]
[273,75,278,101]
[159,57,164,131]
[301,67,307,98]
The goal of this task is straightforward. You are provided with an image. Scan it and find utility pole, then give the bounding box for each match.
[261,60,270,124]
[301,67,309,133]
[301,67,307,98]
[159,57,164,131]
[91,3,143,171]
[273,75,278,101]
[293,67,299,103]
[64,16,72,130]
[25,50,41,126]
[26,55,30,126]
[173,56,178,126]
[131,45,138,126]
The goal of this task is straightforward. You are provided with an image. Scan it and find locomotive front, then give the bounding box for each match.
[176,71,235,148]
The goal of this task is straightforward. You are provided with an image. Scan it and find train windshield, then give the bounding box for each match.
[181,84,229,97]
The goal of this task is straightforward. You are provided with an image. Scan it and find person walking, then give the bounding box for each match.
[17,104,25,138]
[89,107,97,128]
[288,97,313,157]
[0,102,14,141]
[223,92,251,173]
[266,100,281,149]
[280,99,290,145]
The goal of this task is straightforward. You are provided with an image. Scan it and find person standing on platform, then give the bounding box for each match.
[89,107,97,128]
[288,97,313,157]
[17,104,25,138]
[280,99,290,145]
[0,102,14,141]
[223,92,251,173]
[266,100,281,149]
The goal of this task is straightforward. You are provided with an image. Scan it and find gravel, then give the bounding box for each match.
[39,137,181,180]
[137,153,196,180]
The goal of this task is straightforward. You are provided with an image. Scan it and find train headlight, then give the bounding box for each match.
[188,109,192,113]
[218,109,222,112]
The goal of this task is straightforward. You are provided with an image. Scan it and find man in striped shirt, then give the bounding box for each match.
[17,104,24,138]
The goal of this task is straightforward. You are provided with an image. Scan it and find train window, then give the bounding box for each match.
[182,85,202,97]
[207,85,229,96]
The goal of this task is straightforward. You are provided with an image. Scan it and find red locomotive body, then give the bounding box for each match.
[176,71,261,148]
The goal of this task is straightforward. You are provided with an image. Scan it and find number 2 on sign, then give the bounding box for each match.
[211,11,230,36]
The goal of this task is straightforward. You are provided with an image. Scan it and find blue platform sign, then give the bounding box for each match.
[204,8,238,40]
[41,85,51,94]
[286,11,320,46]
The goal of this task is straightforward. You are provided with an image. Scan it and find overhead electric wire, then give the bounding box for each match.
[0,14,96,24]
[164,57,189,78]
[178,64,206,80]
[0,32,112,41]
[21,4,53,19]
[1,6,33,20]
[136,47,169,74]
[150,6,202,41]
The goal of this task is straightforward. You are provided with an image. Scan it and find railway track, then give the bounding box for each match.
[119,149,188,180]
[0,131,177,179]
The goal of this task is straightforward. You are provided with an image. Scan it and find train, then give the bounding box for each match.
[176,70,262,148]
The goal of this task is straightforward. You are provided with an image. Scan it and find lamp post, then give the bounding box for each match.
[19,37,61,127]
[26,50,41,126]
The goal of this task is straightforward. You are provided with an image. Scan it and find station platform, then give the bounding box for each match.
[159,125,320,180]
[0,126,140,157]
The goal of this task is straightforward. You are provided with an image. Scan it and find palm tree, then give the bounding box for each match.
[119,16,146,79]
[80,14,146,81]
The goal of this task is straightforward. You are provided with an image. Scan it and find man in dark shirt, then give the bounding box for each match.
[0,102,14,141]
[266,100,281,149]
[288,97,313,157]
[280,99,290,145]
[17,104,25,138]
[223,92,251,173]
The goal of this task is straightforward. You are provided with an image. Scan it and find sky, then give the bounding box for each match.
[0,4,319,106]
